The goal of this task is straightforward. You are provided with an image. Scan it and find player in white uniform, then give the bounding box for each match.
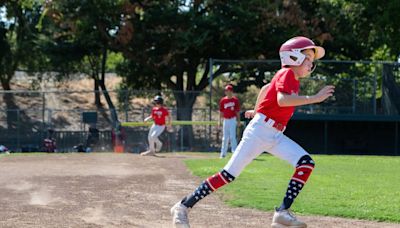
[218,84,241,158]
[170,36,335,228]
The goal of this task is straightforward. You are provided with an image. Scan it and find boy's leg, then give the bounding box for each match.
[172,119,269,227]
[180,169,235,208]
[152,126,165,152]
[142,125,164,156]
[147,124,156,152]
[220,119,229,158]
[181,120,269,207]
[268,134,314,227]
[229,119,238,153]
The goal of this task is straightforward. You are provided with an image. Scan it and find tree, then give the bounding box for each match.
[41,0,127,125]
[102,0,337,147]
[0,0,44,90]
[0,0,45,130]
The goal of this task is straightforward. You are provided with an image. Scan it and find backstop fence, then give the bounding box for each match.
[0,60,399,153]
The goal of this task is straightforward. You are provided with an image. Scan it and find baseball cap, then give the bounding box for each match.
[225,85,233,91]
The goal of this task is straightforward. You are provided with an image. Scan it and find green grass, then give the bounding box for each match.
[184,154,400,223]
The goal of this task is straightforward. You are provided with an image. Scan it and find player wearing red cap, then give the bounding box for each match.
[218,84,241,158]
[171,36,335,228]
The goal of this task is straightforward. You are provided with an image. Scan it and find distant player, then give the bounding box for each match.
[43,128,56,153]
[171,36,335,228]
[141,95,172,156]
[218,84,241,158]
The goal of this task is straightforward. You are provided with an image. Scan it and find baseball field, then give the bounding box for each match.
[0,152,398,228]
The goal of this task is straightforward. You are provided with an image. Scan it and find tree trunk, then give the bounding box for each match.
[99,45,119,127]
[174,91,198,150]
[1,77,11,90]
[94,79,102,107]
[1,77,18,129]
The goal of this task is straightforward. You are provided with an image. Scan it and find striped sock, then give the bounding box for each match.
[279,155,315,210]
[181,169,235,208]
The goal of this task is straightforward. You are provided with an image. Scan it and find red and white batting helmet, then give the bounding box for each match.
[225,84,233,91]
[279,36,325,67]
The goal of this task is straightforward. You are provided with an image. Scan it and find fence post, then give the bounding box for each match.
[373,65,377,115]
[180,126,183,151]
[208,58,214,151]
[324,121,328,154]
[125,90,129,122]
[17,109,20,151]
[352,79,357,113]
[395,121,399,156]
[208,58,214,122]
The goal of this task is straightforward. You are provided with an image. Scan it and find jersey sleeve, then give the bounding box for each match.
[164,108,169,116]
[276,69,296,94]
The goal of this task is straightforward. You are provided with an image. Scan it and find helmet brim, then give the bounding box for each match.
[303,45,325,60]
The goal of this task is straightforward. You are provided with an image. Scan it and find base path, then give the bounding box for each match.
[0,153,397,228]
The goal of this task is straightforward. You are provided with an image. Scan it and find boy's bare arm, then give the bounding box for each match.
[277,85,335,107]
[144,115,152,122]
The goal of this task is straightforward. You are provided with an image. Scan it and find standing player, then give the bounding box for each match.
[170,36,335,228]
[43,128,56,153]
[141,95,172,156]
[218,84,241,158]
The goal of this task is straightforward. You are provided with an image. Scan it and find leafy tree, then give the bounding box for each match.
[101,0,338,146]
[41,0,126,125]
[0,0,46,130]
[0,0,44,90]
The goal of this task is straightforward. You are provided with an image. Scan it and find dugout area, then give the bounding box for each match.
[286,114,400,156]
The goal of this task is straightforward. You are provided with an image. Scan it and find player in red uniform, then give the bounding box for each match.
[141,95,172,156]
[170,36,335,228]
[218,84,241,158]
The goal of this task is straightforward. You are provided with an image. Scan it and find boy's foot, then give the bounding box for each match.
[140,150,155,156]
[271,208,307,228]
[170,201,190,228]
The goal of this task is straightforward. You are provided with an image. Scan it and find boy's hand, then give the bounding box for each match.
[244,110,256,119]
[144,117,152,122]
[313,85,335,103]
[166,125,173,132]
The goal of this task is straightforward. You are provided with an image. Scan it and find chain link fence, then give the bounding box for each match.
[1,60,399,153]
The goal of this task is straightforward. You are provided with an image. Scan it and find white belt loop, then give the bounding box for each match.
[266,118,275,127]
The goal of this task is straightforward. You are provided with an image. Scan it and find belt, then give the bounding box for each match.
[264,116,286,132]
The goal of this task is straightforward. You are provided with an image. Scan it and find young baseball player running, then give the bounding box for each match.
[218,84,241,158]
[170,36,335,228]
[141,95,172,156]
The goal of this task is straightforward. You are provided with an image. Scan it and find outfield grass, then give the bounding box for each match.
[184,154,400,223]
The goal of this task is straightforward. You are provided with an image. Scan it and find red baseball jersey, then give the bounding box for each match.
[219,96,240,119]
[256,68,300,127]
[151,106,169,125]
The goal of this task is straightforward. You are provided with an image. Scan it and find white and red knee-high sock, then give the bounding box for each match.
[278,155,315,211]
[181,169,235,208]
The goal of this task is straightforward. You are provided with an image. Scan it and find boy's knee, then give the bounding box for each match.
[297,155,315,167]
[292,155,315,183]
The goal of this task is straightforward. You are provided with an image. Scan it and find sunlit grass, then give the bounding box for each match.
[185,154,400,223]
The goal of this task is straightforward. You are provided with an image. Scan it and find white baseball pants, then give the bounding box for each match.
[224,113,309,177]
[148,124,165,152]
[220,117,238,157]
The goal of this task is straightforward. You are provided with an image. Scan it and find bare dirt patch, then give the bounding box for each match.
[0,153,397,228]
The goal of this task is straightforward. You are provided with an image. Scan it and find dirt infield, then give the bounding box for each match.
[0,153,397,228]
